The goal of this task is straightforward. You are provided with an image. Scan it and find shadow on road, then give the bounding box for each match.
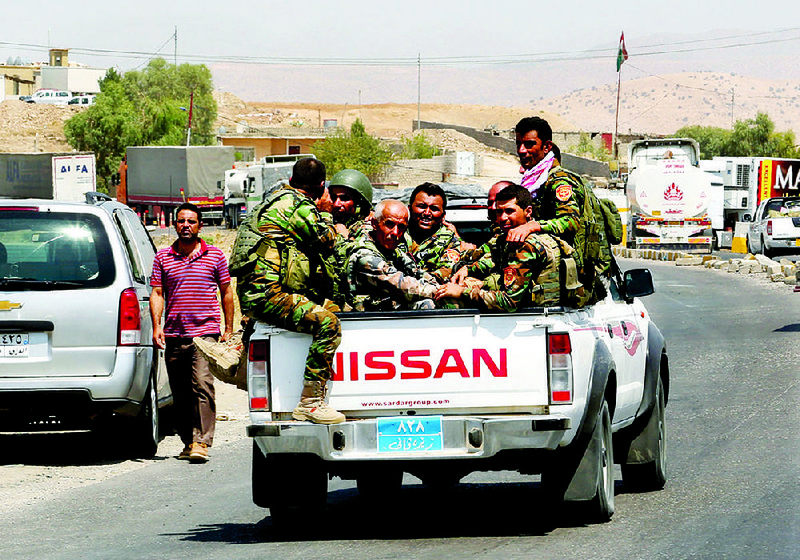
[0,432,170,467]
[171,480,626,543]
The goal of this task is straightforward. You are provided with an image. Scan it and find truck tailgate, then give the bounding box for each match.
[265,314,551,416]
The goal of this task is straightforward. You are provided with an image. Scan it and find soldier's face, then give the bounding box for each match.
[330,187,357,222]
[496,199,532,232]
[516,130,551,170]
[373,205,408,251]
[410,193,445,232]
[487,183,505,223]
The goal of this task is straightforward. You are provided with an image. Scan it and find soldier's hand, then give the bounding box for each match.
[507,221,540,244]
[334,223,349,237]
[435,282,464,300]
[317,188,333,214]
[451,266,469,286]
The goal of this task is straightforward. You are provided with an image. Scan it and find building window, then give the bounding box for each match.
[288,145,301,155]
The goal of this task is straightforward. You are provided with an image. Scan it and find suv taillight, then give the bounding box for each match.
[118,288,141,346]
[249,340,269,410]
[767,220,773,236]
[548,332,573,404]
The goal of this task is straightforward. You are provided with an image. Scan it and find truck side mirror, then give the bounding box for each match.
[623,268,655,299]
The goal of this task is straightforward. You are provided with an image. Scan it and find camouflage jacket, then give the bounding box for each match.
[344,227,438,311]
[462,231,562,312]
[235,184,340,303]
[531,165,582,246]
[404,225,462,282]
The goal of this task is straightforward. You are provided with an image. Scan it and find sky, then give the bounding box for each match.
[4,1,800,104]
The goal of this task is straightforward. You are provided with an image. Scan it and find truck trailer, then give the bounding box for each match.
[118,146,235,226]
[0,152,96,201]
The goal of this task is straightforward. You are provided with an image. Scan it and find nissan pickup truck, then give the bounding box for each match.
[246,267,668,523]
[746,197,800,257]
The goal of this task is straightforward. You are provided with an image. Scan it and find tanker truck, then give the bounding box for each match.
[625,138,722,253]
[222,155,308,228]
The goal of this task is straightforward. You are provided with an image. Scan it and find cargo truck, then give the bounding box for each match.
[625,138,721,253]
[117,146,235,226]
[703,156,800,227]
[0,152,96,201]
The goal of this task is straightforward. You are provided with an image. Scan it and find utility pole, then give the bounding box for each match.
[174,26,177,67]
[730,88,735,128]
[417,53,421,132]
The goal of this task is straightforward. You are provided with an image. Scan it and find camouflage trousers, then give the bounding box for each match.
[238,279,341,382]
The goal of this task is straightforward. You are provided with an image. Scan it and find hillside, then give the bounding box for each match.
[3,71,800,156]
[531,71,800,135]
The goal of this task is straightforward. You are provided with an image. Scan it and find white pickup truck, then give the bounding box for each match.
[246,268,668,523]
[746,197,800,258]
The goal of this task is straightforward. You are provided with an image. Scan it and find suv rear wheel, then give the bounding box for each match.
[131,375,159,458]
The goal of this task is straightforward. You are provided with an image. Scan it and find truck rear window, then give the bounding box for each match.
[0,211,114,290]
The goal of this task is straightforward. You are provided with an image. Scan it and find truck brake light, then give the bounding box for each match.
[249,340,269,410]
[548,333,573,404]
[767,220,773,236]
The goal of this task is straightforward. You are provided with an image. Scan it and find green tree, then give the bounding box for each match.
[401,133,440,159]
[573,133,612,162]
[311,119,394,180]
[676,113,800,159]
[64,59,217,189]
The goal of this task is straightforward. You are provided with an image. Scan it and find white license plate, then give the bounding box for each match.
[0,333,30,358]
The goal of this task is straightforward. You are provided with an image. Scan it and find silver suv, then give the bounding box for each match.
[0,193,171,457]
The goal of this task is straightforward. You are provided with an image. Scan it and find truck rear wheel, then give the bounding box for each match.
[585,399,615,522]
[252,443,328,519]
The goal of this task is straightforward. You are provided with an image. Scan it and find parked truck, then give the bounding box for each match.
[625,138,721,253]
[222,156,300,229]
[0,152,96,200]
[246,268,669,524]
[117,146,235,226]
[703,156,800,228]
[744,197,800,257]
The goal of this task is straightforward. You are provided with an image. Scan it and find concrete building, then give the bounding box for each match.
[216,125,327,161]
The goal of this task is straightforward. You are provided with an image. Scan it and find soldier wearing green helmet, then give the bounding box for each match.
[328,169,374,235]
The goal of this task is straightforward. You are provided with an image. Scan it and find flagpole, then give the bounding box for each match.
[614,69,621,160]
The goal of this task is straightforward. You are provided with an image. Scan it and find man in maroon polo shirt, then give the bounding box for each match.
[150,202,235,463]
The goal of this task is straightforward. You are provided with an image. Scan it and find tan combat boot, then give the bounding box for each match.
[292,379,346,424]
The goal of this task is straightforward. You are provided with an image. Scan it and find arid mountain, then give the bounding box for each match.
[529,72,800,136]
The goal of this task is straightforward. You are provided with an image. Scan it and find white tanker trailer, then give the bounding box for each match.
[625,138,721,253]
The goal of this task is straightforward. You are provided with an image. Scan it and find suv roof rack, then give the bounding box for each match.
[85,192,113,205]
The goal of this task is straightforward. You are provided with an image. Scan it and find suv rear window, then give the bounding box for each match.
[0,210,114,290]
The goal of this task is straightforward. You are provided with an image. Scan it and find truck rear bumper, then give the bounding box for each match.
[248,414,571,461]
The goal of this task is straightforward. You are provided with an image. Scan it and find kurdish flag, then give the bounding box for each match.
[617,32,629,72]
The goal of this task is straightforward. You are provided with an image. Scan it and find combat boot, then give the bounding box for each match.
[292,379,346,424]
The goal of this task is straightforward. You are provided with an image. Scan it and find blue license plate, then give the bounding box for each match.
[377,416,443,453]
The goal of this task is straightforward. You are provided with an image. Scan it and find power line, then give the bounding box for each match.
[2,28,800,68]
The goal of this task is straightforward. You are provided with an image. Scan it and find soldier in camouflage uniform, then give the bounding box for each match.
[403,182,463,282]
[231,157,345,424]
[437,185,580,311]
[329,168,374,236]
[345,199,439,311]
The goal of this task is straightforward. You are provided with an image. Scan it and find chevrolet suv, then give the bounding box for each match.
[0,193,171,457]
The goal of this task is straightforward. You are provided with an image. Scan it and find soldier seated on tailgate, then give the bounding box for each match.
[344,199,439,311]
[405,182,464,282]
[435,184,582,312]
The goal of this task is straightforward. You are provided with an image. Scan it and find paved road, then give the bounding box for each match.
[2,258,799,559]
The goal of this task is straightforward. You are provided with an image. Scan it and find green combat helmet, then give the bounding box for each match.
[329,169,374,217]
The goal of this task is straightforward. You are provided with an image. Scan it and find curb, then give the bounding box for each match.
[612,246,799,287]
